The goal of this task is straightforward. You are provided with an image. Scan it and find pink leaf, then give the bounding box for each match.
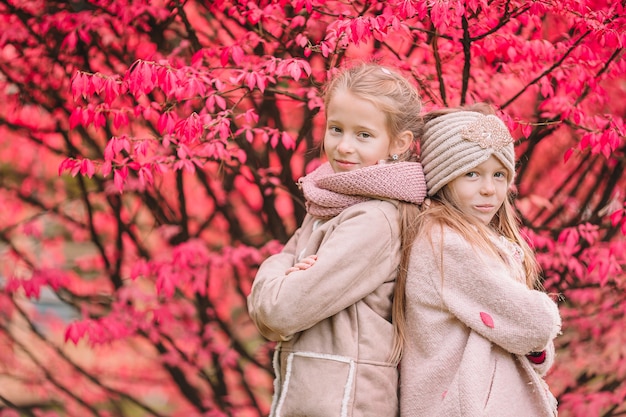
[69,107,83,128]
[113,111,129,129]
[113,169,126,193]
[480,312,494,328]
[281,131,295,150]
[71,72,87,101]
[220,47,229,66]
[231,45,244,65]
[158,112,175,134]
[214,94,226,110]
[58,158,77,176]
[609,208,624,227]
[101,160,111,177]
[65,321,87,345]
[80,159,96,178]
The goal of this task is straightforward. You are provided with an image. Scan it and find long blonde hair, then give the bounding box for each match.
[322,63,426,364]
[390,104,542,363]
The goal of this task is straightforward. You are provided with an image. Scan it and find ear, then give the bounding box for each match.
[389,130,413,156]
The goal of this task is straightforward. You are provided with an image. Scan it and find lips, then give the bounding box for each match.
[474,205,495,213]
[333,159,359,170]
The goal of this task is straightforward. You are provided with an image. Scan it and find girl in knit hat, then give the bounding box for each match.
[395,103,562,417]
[247,63,427,417]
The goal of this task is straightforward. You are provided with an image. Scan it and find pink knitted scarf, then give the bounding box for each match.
[298,161,427,219]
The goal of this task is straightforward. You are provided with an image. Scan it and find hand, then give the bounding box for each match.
[285,254,318,275]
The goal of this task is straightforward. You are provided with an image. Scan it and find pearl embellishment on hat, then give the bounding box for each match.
[460,115,513,151]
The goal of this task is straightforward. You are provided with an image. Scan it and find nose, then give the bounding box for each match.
[336,134,354,154]
[480,178,496,195]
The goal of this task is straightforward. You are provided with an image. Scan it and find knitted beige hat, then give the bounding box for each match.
[420,111,515,196]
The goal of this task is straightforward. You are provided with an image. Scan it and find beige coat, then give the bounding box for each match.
[248,199,402,417]
[400,226,561,417]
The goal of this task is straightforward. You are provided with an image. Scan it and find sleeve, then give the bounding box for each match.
[432,229,562,355]
[246,218,305,341]
[247,203,399,341]
[526,339,556,376]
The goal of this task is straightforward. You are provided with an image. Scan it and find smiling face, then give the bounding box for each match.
[447,155,509,225]
[323,90,395,172]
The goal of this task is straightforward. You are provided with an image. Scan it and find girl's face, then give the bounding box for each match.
[447,155,509,225]
[323,89,393,172]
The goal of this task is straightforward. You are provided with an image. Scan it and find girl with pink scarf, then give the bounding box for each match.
[248,63,426,417]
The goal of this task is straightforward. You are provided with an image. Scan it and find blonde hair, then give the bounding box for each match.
[390,103,541,363]
[323,62,423,162]
[323,64,425,364]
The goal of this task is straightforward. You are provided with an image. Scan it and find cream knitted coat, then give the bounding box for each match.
[400,225,561,417]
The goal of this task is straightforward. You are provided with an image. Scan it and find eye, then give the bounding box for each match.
[494,171,507,179]
[328,125,342,134]
[465,171,478,178]
[357,131,372,140]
